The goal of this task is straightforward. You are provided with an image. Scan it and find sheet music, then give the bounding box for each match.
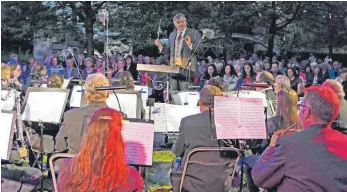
[62,79,71,89]
[234,91,268,107]
[166,104,200,132]
[22,91,68,123]
[153,103,167,132]
[178,92,200,107]
[134,85,148,108]
[0,112,15,160]
[1,90,16,111]
[214,96,266,139]
[122,122,154,166]
[107,93,137,118]
[70,85,83,108]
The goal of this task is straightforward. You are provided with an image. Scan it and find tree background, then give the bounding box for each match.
[1,1,347,62]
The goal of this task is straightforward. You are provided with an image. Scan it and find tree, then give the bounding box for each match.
[254,2,308,58]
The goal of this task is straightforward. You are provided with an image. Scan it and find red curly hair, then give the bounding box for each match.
[63,107,129,191]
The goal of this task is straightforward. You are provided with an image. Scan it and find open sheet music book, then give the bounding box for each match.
[122,122,154,166]
[107,93,137,118]
[153,103,200,132]
[214,96,266,139]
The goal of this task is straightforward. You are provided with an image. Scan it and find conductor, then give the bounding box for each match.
[154,13,201,91]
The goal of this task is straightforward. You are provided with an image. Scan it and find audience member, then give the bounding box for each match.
[199,64,218,88]
[58,108,143,191]
[48,56,64,76]
[252,86,347,192]
[81,57,97,80]
[220,64,238,91]
[124,55,138,80]
[237,62,256,90]
[329,61,341,79]
[254,61,264,73]
[286,67,303,96]
[306,65,324,85]
[270,62,283,77]
[63,59,79,79]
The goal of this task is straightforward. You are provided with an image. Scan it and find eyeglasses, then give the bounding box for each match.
[297,104,309,110]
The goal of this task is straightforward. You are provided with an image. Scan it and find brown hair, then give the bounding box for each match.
[48,74,64,88]
[276,89,302,131]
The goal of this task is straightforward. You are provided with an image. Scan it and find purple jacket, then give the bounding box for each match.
[252,124,347,192]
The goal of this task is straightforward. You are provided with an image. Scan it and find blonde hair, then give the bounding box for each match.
[118,71,134,90]
[276,89,302,130]
[9,64,20,79]
[84,73,110,102]
[322,79,345,99]
[1,65,11,82]
[48,74,64,88]
[275,75,291,92]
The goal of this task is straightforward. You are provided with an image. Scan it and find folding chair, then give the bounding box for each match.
[49,153,76,192]
[178,147,240,192]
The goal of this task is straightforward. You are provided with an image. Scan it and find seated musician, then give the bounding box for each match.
[23,64,48,92]
[114,71,145,119]
[252,86,347,191]
[1,64,11,88]
[273,75,291,94]
[8,63,23,91]
[171,85,237,192]
[255,71,274,91]
[58,108,143,192]
[322,79,347,134]
[55,73,109,156]
[244,89,302,192]
[47,74,64,88]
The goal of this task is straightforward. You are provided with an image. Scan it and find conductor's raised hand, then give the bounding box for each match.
[185,35,192,47]
[154,39,162,49]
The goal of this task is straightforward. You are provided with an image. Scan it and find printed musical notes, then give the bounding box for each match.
[214,96,266,139]
[153,103,167,132]
[122,122,154,166]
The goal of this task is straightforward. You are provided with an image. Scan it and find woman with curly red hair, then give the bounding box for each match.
[57,108,143,192]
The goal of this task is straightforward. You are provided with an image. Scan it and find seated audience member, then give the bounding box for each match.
[270,61,284,77]
[274,75,291,94]
[81,57,97,80]
[63,58,79,79]
[252,86,347,192]
[115,71,145,119]
[306,65,324,85]
[58,108,143,192]
[48,56,64,76]
[254,61,264,74]
[199,64,218,89]
[48,74,64,88]
[329,61,341,79]
[124,55,138,80]
[322,80,347,133]
[172,85,237,192]
[336,67,347,84]
[220,64,238,91]
[237,62,257,90]
[286,67,303,96]
[55,73,110,155]
[321,63,330,81]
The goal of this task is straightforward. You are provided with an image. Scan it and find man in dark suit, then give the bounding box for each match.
[63,59,80,79]
[252,86,347,192]
[55,73,109,154]
[155,13,201,91]
[171,85,237,192]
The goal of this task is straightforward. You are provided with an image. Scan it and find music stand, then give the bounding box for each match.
[21,87,70,192]
[69,85,88,108]
[0,110,16,160]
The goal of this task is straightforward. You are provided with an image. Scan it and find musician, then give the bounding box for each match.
[252,86,347,192]
[1,65,11,88]
[154,13,202,91]
[23,64,48,92]
[171,85,236,192]
[220,64,238,91]
[48,74,64,88]
[55,73,109,157]
[274,75,291,94]
[8,63,23,91]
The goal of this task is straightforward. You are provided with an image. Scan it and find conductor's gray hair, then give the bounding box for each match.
[173,13,186,22]
[275,75,291,92]
[304,91,334,123]
[199,85,223,107]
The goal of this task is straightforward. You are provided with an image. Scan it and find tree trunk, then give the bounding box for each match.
[267,34,275,59]
[328,42,333,56]
[84,2,94,57]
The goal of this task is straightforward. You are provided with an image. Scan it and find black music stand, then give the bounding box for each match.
[22,87,70,192]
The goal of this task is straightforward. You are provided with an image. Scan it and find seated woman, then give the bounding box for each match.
[306,65,323,85]
[8,63,23,91]
[24,64,48,92]
[237,62,257,90]
[58,107,143,191]
[199,64,218,89]
[286,67,303,96]
[220,64,238,91]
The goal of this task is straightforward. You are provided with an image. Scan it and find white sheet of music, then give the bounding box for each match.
[122,122,154,166]
[62,79,71,89]
[153,103,167,132]
[1,90,16,111]
[214,96,266,139]
[165,104,200,132]
[0,112,14,160]
[234,91,268,107]
[134,85,148,109]
[107,93,137,118]
[22,92,67,123]
[70,85,83,108]
[178,92,200,107]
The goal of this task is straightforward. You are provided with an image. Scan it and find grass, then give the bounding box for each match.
[153,151,176,163]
